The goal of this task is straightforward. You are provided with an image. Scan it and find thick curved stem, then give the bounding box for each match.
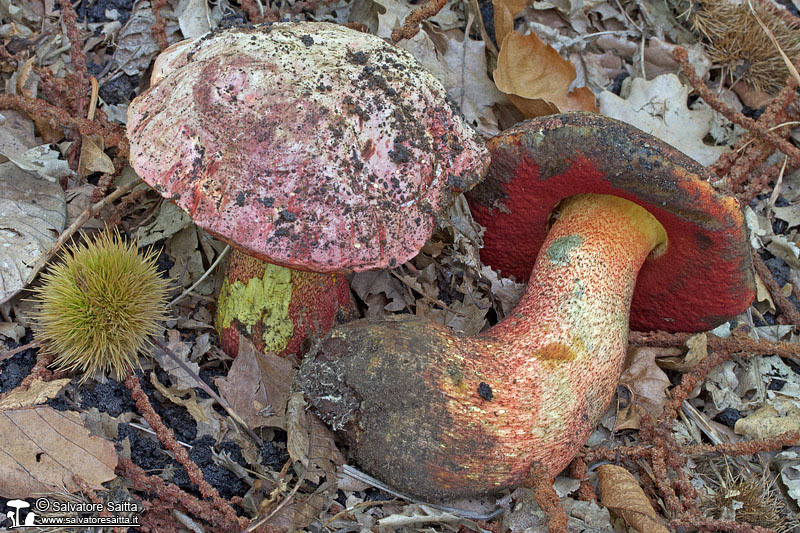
[297,194,665,499]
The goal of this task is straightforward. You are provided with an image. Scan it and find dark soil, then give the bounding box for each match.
[77,0,134,25]
[0,333,38,394]
[713,407,743,427]
[169,435,248,500]
[80,377,137,416]
[99,72,140,106]
[95,369,289,501]
[143,368,199,443]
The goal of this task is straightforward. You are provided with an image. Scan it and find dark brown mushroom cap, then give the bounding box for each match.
[127,22,488,272]
[467,112,755,332]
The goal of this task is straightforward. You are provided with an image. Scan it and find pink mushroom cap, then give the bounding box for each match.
[127,22,488,272]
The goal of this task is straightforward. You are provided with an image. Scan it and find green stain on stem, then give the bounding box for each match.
[546,235,583,266]
[216,263,294,353]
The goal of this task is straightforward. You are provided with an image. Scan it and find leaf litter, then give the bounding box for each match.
[1,0,800,529]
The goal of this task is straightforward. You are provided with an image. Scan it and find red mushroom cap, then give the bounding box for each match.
[127,22,488,272]
[467,112,755,332]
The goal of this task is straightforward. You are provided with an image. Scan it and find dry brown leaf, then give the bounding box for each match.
[431,25,505,135]
[0,110,37,161]
[0,378,71,410]
[755,272,777,314]
[491,0,516,49]
[733,82,774,109]
[494,30,597,117]
[683,333,708,370]
[215,336,292,430]
[150,372,221,439]
[0,406,117,498]
[597,465,670,533]
[598,74,728,166]
[615,347,671,431]
[351,270,410,316]
[112,0,167,77]
[495,0,526,17]
[734,403,800,439]
[656,333,708,372]
[285,393,344,485]
[77,133,115,178]
[0,160,66,304]
[152,329,200,391]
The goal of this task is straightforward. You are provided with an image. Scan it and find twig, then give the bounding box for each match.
[28,181,139,285]
[527,463,568,532]
[56,0,89,115]
[390,0,448,43]
[151,0,170,50]
[128,421,194,448]
[0,93,128,154]
[87,77,98,121]
[752,251,800,327]
[673,47,800,166]
[152,337,263,446]
[339,464,503,520]
[169,245,230,306]
[118,457,243,532]
[17,352,55,391]
[0,340,40,363]
[628,330,800,360]
[123,371,245,528]
[671,516,773,532]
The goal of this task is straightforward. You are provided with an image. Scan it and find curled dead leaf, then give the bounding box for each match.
[615,347,671,431]
[215,336,293,430]
[0,378,71,410]
[78,133,116,178]
[734,403,800,439]
[285,392,344,486]
[656,333,707,372]
[597,464,670,533]
[493,30,597,117]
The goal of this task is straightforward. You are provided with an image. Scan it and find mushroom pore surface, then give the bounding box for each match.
[296,193,666,500]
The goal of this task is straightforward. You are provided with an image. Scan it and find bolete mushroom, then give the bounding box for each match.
[126,22,488,357]
[295,113,755,500]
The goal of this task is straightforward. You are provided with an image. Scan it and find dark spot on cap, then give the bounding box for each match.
[348,50,368,64]
[300,34,314,46]
[389,144,411,164]
[236,192,246,206]
[280,209,297,222]
[478,382,493,401]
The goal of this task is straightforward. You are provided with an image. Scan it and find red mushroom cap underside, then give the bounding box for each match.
[467,112,755,333]
[127,22,488,272]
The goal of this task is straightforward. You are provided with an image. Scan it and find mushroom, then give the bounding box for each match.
[126,22,488,357]
[295,113,755,500]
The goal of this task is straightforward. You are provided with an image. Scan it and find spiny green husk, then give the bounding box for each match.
[31,230,170,381]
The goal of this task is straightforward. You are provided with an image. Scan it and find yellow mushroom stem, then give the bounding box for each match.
[297,193,667,500]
